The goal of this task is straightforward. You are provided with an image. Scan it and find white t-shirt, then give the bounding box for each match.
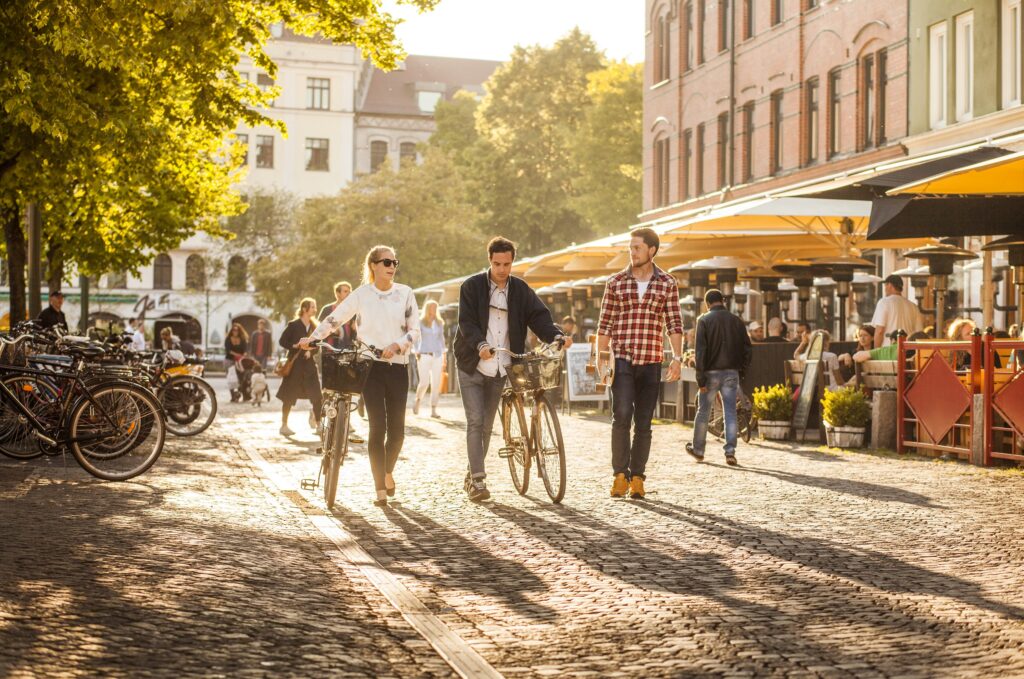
[312,283,420,364]
[637,280,650,300]
[870,294,924,345]
[131,329,146,351]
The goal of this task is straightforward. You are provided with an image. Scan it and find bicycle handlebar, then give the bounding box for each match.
[490,337,566,361]
[308,338,382,359]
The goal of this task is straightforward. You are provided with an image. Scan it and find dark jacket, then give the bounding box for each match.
[694,305,752,387]
[38,305,68,332]
[454,272,562,374]
[276,318,320,404]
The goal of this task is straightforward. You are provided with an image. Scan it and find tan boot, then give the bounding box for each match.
[629,476,645,499]
[610,473,629,497]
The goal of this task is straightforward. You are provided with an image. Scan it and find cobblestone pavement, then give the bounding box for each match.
[4,377,1024,678]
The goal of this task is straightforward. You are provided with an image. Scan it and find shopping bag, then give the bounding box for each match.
[226,364,239,390]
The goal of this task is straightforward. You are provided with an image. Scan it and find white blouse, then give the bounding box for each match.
[310,282,420,364]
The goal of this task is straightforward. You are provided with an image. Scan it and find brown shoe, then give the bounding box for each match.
[629,476,645,499]
[610,473,629,497]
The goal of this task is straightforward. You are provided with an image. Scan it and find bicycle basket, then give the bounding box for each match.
[507,355,562,393]
[322,352,374,394]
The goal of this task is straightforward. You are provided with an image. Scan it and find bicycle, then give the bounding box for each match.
[693,385,754,444]
[0,335,166,480]
[495,340,567,503]
[301,339,379,509]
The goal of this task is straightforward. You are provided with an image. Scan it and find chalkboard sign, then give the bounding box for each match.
[566,344,608,402]
[791,331,824,438]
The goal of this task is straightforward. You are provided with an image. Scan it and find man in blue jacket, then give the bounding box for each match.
[454,237,571,501]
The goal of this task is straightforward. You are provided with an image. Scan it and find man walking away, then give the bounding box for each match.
[871,274,923,347]
[249,319,273,369]
[454,237,571,502]
[687,289,752,466]
[38,291,68,332]
[597,227,683,499]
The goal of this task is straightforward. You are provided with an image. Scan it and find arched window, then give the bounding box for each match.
[185,254,206,289]
[370,140,389,172]
[227,255,247,292]
[153,254,172,290]
[399,142,417,164]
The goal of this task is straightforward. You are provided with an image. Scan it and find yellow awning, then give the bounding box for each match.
[886,151,1024,196]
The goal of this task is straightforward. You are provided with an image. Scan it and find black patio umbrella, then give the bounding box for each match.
[867,196,1024,240]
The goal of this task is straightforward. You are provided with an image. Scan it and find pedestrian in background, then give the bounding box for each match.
[277,298,322,438]
[764,317,787,343]
[414,299,446,419]
[747,321,764,342]
[303,245,419,507]
[871,274,923,346]
[37,291,68,332]
[130,319,147,351]
[687,288,751,466]
[597,227,682,499]
[249,319,273,369]
[225,323,249,370]
[561,316,578,342]
[318,281,357,350]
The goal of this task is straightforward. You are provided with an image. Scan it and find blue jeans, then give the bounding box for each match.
[610,358,661,479]
[459,369,505,479]
[692,369,740,456]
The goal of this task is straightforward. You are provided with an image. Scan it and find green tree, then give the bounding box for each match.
[252,151,484,319]
[569,61,643,237]
[0,0,436,322]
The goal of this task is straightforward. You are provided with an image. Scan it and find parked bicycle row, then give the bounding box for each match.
[0,321,219,480]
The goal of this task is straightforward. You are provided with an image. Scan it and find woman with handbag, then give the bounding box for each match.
[301,245,419,506]
[277,297,323,437]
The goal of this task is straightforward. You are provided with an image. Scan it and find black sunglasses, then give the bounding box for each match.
[374,258,399,268]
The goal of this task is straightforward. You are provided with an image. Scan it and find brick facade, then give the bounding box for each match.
[643,0,909,219]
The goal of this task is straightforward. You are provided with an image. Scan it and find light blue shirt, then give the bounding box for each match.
[418,321,446,355]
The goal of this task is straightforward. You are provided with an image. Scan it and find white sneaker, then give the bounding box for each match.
[280,425,295,437]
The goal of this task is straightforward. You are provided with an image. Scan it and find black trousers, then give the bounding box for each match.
[362,361,409,491]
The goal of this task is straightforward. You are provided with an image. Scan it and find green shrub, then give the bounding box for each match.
[821,386,871,428]
[752,384,793,421]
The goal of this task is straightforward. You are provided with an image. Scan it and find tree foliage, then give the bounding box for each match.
[252,151,484,319]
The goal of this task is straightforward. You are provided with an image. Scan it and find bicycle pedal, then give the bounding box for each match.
[498,447,513,459]
[300,478,318,490]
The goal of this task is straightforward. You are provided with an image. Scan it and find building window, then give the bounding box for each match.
[370,140,389,172]
[717,113,729,188]
[770,90,784,175]
[771,0,783,26]
[236,133,248,166]
[682,128,693,199]
[153,254,172,290]
[227,256,247,292]
[417,91,443,112]
[257,73,275,106]
[306,77,330,110]
[955,12,975,122]
[305,138,329,171]
[256,135,274,168]
[741,102,754,182]
[695,123,705,195]
[399,142,417,164]
[653,136,671,207]
[742,0,754,40]
[185,255,206,289]
[697,0,706,64]
[718,0,730,53]
[1002,0,1022,108]
[861,53,876,149]
[828,68,842,158]
[684,3,695,71]
[654,12,671,82]
[804,0,818,9]
[877,51,888,144]
[929,21,949,129]
[805,78,819,165]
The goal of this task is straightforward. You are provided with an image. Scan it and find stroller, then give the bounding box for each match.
[229,356,257,402]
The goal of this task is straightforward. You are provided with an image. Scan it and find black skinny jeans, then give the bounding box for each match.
[362,361,409,491]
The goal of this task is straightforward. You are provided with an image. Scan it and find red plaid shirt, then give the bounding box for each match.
[598,266,683,365]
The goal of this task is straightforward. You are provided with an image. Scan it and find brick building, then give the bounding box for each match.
[643,0,909,218]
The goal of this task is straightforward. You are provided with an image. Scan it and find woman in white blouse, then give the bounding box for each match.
[301,245,420,507]
[414,300,446,419]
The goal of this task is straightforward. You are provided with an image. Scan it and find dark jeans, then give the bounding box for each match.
[610,358,661,479]
[362,361,409,491]
[458,368,505,479]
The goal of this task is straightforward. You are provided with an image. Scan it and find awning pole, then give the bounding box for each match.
[982,237,994,329]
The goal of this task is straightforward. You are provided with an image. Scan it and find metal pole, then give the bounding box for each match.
[982,237,994,329]
[837,294,848,342]
[79,274,90,334]
[26,204,41,318]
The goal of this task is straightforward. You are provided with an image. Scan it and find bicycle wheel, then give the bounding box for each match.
[502,393,530,495]
[68,383,165,481]
[0,376,58,459]
[532,393,566,504]
[324,409,348,509]
[159,376,217,436]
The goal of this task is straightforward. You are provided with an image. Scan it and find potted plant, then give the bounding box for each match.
[753,384,792,440]
[821,386,871,448]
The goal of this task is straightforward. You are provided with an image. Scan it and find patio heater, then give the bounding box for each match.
[740,268,786,321]
[851,272,883,324]
[981,235,1024,324]
[810,256,875,342]
[670,263,711,310]
[778,282,799,322]
[904,244,978,339]
[732,285,761,320]
[689,257,750,312]
[772,264,816,323]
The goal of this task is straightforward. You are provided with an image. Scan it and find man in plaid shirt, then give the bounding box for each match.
[596,228,683,499]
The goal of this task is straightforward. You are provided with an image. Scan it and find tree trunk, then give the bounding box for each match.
[45,237,63,293]
[3,206,27,325]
